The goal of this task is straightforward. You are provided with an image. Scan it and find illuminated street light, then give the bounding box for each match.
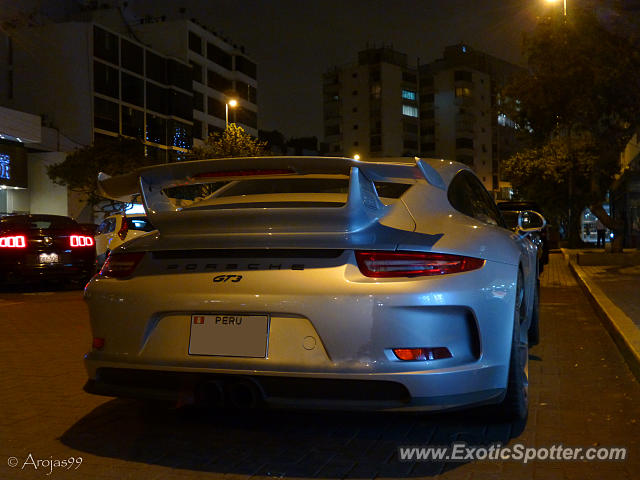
[225,98,238,128]
[353,154,361,160]
[546,0,567,16]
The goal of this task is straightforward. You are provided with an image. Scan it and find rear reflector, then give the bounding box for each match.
[70,235,95,247]
[355,251,484,278]
[99,252,145,278]
[0,235,26,248]
[92,337,105,349]
[393,347,452,361]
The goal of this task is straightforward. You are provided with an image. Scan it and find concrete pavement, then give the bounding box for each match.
[562,249,640,381]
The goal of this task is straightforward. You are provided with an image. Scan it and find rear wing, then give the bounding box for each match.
[97,156,447,237]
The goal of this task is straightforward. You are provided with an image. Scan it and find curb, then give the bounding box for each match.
[563,250,640,382]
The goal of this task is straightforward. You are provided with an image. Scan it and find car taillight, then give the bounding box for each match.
[355,251,484,278]
[117,219,128,241]
[0,235,26,248]
[70,235,94,247]
[99,252,145,278]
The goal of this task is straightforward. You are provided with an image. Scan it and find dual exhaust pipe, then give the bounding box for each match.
[195,378,262,409]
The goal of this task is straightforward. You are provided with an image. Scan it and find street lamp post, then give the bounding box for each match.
[546,0,567,16]
[225,99,238,128]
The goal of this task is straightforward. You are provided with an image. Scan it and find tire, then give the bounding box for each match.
[499,269,529,421]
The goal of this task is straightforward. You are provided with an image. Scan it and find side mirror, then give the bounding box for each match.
[518,210,546,233]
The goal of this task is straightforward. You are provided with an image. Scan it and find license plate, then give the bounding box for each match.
[39,253,59,264]
[189,314,269,357]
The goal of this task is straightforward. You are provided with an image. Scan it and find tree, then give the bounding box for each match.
[502,5,640,248]
[47,136,153,212]
[191,124,271,159]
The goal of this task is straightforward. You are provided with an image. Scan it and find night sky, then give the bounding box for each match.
[7,0,554,139]
[125,0,545,140]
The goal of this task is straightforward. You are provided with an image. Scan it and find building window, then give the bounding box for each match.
[207,42,232,70]
[169,89,192,120]
[403,121,418,134]
[370,84,381,99]
[455,87,472,98]
[235,55,257,79]
[207,69,232,92]
[93,26,118,65]
[456,137,474,149]
[352,107,358,113]
[353,124,358,130]
[121,107,144,138]
[402,71,417,83]
[94,97,119,132]
[354,141,359,146]
[146,51,167,83]
[190,61,203,83]
[121,39,143,74]
[402,105,418,118]
[168,119,192,149]
[94,61,119,98]
[421,142,435,152]
[146,114,167,145]
[456,154,474,165]
[352,90,358,96]
[146,82,168,114]
[193,91,204,111]
[403,139,418,149]
[402,89,416,101]
[121,72,143,107]
[193,119,202,139]
[207,96,225,119]
[454,70,473,82]
[168,60,192,91]
[188,31,202,55]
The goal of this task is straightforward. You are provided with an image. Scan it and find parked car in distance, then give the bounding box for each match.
[497,201,549,272]
[84,156,545,421]
[0,214,95,286]
[94,214,155,267]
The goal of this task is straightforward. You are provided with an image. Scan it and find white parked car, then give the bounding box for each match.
[94,214,155,266]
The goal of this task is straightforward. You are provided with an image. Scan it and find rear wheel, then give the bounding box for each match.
[499,269,529,421]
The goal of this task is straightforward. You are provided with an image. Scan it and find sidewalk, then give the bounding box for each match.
[561,248,640,381]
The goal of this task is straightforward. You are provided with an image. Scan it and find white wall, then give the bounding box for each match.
[28,152,68,216]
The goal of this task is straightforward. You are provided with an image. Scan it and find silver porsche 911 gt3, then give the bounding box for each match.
[83,156,544,420]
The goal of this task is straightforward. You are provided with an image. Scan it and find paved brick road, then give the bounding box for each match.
[1,254,639,479]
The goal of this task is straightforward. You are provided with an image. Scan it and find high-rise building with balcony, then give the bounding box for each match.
[323,47,419,158]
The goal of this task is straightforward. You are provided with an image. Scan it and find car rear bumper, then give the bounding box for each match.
[1,262,95,283]
[83,360,507,412]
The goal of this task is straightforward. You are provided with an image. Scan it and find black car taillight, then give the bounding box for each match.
[99,252,145,278]
[355,251,484,278]
[0,235,27,248]
[70,235,95,247]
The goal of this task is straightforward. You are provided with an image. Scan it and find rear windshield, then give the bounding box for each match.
[125,217,155,232]
[0,215,78,230]
[214,178,350,197]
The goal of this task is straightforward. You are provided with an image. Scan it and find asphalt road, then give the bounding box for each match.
[1,254,639,479]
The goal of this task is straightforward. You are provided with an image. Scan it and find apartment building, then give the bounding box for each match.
[323,47,419,158]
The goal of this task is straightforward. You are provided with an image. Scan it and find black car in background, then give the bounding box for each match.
[0,214,96,285]
[497,201,549,271]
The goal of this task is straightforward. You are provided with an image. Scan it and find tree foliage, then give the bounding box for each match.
[47,136,153,210]
[191,124,270,159]
[502,5,640,246]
